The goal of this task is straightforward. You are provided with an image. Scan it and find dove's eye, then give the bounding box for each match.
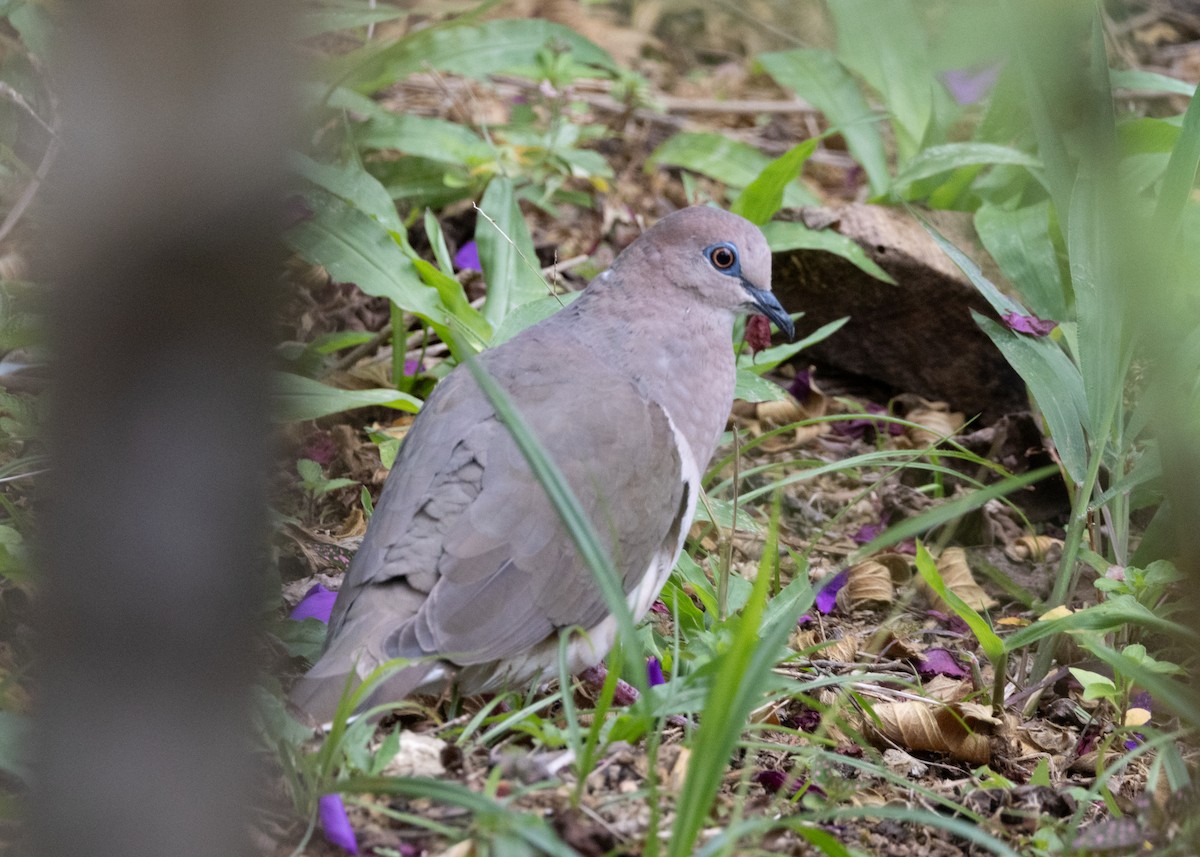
[706,243,738,272]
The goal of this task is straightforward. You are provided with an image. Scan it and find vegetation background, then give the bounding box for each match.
[1,1,1199,855]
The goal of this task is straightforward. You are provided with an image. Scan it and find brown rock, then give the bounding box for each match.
[772,204,1027,420]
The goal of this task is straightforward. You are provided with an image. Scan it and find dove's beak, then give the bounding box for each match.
[742,283,795,340]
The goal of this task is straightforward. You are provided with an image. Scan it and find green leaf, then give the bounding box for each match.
[332,17,620,95]
[296,2,410,39]
[892,143,1041,195]
[1110,68,1196,97]
[1002,595,1199,653]
[354,113,493,166]
[274,373,421,422]
[412,258,492,349]
[1153,87,1200,236]
[761,221,896,284]
[914,544,1003,663]
[289,151,405,235]
[647,133,819,207]
[285,191,442,320]
[733,368,788,404]
[829,0,933,161]
[731,140,819,225]
[757,49,890,196]
[975,315,1088,484]
[476,177,549,328]
[309,330,377,354]
[737,317,848,375]
[974,201,1068,320]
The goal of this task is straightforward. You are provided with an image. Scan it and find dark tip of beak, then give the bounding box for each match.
[743,284,794,340]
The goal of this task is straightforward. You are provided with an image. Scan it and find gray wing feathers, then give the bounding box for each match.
[309,329,687,696]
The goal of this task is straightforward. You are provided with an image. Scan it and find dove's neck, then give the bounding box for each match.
[566,276,736,471]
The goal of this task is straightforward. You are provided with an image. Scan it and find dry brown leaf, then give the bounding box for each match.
[818,635,860,663]
[906,406,965,447]
[1004,534,1063,562]
[864,700,995,765]
[383,730,448,778]
[844,559,895,608]
[916,547,997,611]
[665,745,690,792]
[431,840,474,857]
[923,674,973,703]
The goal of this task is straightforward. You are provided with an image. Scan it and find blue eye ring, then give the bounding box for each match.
[705,242,739,273]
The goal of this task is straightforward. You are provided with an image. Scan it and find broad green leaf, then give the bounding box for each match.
[975,314,1088,484]
[274,372,421,422]
[476,177,549,328]
[738,317,848,375]
[829,0,933,160]
[733,368,788,404]
[423,209,455,274]
[289,152,404,234]
[332,17,619,95]
[731,140,819,224]
[1153,87,1200,236]
[373,156,479,209]
[647,133,818,208]
[918,214,1024,316]
[1003,594,1199,652]
[355,113,493,167]
[296,2,410,39]
[1110,68,1196,97]
[285,191,443,321]
[757,49,889,196]
[892,143,1041,194]
[974,201,1068,320]
[761,220,896,284]
[1068,170,1126,439]
[411,258,492,349]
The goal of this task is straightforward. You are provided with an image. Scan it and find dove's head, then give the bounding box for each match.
[614,206,793,340]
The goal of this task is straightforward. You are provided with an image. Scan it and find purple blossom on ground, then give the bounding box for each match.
[917,647,969,679]
[1001,311,1058,336]
[1131,691,1152,711]
[851,519,888,545]
[646,657,666,687]
[783,705,821,732]
[927,609,970,635]
[832,402,904,441]
[788,369,813,399]
[319,794,359,854]
[290,583,337,624]
[753,770,826,799]
[580,664,640,706]
[303,431,338,466]
[744,315,773,354]
[649,600,670,616]
[941,64,1002,105]
[797,613,813,627]
[815,570,849,614]
[453,240,481,272]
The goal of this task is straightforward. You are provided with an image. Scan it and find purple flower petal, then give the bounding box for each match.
[290,583,337,624]
[917,647,968,679]
[1123,734,1144,751]
[1131,691,1152,711]
[753,770,788,792]
[941,64,1002,105]
[319,794,359,854]
[851,519,888,545]
[453,240,481,273]
[303,432,338,467]
[815,570,848,614]
[788,370,813,399]
[1001,311,1057,336]
[646,657,666,687]
[649,600,670,616]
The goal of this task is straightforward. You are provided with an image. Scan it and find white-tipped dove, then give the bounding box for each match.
[291,205,793,721]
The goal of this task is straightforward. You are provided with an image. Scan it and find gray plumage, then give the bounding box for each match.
[291,206,792,722]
